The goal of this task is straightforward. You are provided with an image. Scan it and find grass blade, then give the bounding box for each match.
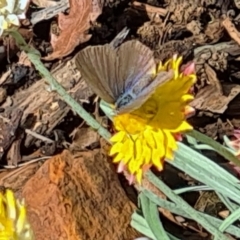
[140,193,170,240]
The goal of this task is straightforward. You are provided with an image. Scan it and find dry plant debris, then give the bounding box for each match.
[3,0,240,239]
[31,0,59,8]
[0,109,23,161]
[44,0,103,60]
[1,59,91,149]
[190,64,240,114]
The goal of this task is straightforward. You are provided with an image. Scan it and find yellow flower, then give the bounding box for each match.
[109,55,196,183]
[0,0,29,36]
[0,189,33,240]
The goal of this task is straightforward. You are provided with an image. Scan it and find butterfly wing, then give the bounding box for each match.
[116,70,174,114]
[75,44,118,103]
[116,40,156,92]
[75,40,156,104]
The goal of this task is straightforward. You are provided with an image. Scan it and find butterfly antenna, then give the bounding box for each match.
[110,27,130,49]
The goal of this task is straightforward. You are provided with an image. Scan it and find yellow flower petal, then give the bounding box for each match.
[181,94,194,102]
[0,189,33,239]
[136,169,143,184]
[6,189,16,220]
[135,138,142,160]
[164,130,178,151]
[128,158,138,174]
[16,200,26,234]
[165,148,174,160]
[144,129,156,149]
[110,131,126,143]
[113,153,123,163]
[122,138,134,162]
[109,142,123,156]
[152,149,164,169]
[171,120,193,133]
[142,143,151,164]
[0,193,5,218]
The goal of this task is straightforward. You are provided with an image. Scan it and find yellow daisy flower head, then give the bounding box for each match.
[110,55,196,184]
[0,189,33,240]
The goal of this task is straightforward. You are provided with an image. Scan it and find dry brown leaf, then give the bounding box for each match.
[18,51,32,67]
[44,0,103,61]
[191,83,240,114]
[222,17,240,46]
[191,64,240,114]
[70,127,99,151]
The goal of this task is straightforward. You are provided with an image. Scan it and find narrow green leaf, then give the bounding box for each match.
[173,185,212,195]
[131,212,157,240]
[99,100,115,121]
[219,207,240,232]
[140,193,170,240]
[190,144,216,151]
[176,142,239,184]
[170,155,240,204]
[185,134,198,145]
[223,135,236,151]
[216,192,238,212]
[131,212,181,240]
[143,189,240,238]
[145,171,230,240]
[187,130,240,168]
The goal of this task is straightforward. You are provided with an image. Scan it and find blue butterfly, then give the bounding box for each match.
[75,37,173,114]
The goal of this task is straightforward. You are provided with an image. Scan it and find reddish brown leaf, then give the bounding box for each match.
[44,0,103,61]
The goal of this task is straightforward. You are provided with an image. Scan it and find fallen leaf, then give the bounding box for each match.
[18,51,32,67]
[191,83,240,113]
[70,127,99,151]
[190,64,240,114]
[44,0,103,61]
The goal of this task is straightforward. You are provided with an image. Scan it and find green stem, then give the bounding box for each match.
[8,30,111,142]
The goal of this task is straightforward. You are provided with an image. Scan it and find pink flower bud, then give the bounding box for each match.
[184,106,195,118]
[183,62,195,75]
[117,161,125,173]
[127,174,135,185]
